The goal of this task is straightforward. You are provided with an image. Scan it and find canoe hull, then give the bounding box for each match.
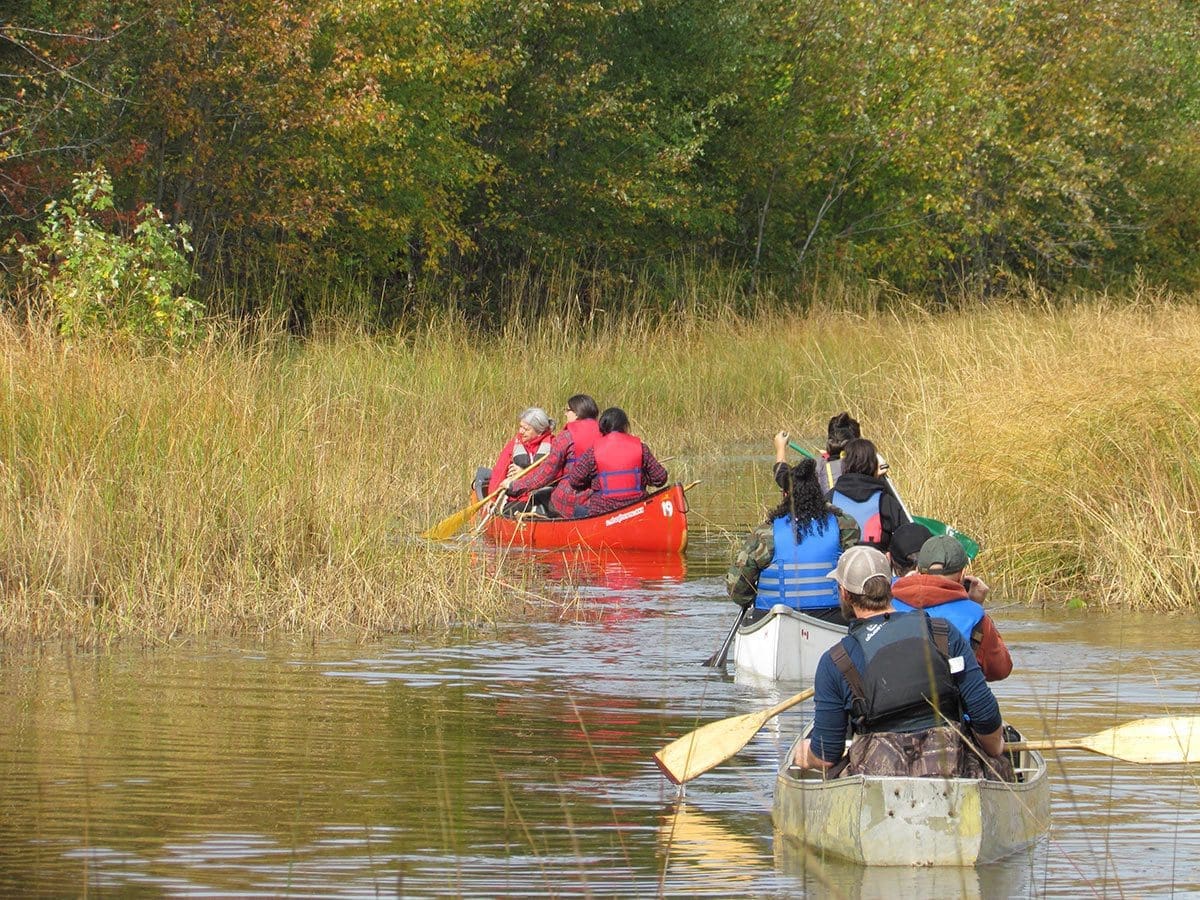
[732,605,846,683]
[479,483,688,553]
[773,732,1050,866]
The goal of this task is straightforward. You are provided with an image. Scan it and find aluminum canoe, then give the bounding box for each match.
[773,728,1050,866]
[732,604,846,683]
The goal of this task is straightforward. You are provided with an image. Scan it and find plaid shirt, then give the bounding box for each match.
[568,443,669,516]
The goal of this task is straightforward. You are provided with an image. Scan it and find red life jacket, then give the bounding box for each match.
[593,432,644,499]
[564,418,600,465]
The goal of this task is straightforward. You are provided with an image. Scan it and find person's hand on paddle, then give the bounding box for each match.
[963,574,990,604]
[774,430,789,464]
[500,476,516,494]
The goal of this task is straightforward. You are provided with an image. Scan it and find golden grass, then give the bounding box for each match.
[1,283,1197,643]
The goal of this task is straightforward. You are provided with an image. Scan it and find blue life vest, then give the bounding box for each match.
[831,490,883,545]
[755,514,841,611]
[891,596,984,646]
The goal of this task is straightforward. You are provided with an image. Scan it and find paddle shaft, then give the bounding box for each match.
[757,686,817,722]
[1006,714,1200,764]
[1008,739,1095,754]
[702,608,744,667]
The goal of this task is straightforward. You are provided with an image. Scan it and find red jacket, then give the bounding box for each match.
[890,573,1013,681]
[487,432,554,498]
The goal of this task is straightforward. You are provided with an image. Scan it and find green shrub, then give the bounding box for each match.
[16,166,202,344]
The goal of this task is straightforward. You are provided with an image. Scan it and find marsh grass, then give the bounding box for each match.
[1,280,1198,642]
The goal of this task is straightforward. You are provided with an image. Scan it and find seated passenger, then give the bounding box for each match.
[816,411,861,496]
[567,407,668,516]
[501,394,601,518]
[793,546,1012,781]
[888,521,933,579]
[891,534,1013,682]
[486,407,554,514]
[827,437,907,553]
[729,431,860,624]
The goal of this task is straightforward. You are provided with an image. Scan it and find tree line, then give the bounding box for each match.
[3,0,1198,325]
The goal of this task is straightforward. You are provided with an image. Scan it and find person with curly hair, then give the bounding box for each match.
[728,431,861,624]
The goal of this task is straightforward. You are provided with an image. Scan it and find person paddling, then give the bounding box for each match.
[728,431,860,624]
[793,546,1012,781]
[567,407,668,516]
[501,394,601,518]
[484,407,555,514]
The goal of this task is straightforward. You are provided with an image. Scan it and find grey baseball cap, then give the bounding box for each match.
[826,546,891,593]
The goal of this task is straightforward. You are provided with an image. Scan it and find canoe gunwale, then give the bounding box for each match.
[736,605,847,638]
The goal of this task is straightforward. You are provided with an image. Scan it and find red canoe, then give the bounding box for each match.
[475,483,689,553]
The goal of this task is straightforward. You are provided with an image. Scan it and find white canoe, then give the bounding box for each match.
[732,604,846,683]
[773,729,1051,866]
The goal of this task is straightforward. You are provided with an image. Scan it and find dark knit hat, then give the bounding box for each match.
[890,522,933,568]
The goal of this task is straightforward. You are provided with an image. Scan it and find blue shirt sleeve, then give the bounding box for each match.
[809,648,853,763]
[948,625,1002,734]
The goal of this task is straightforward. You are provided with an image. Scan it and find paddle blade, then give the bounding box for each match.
[654,708,774,785]
[653,688,815,784]
[420,497,487,541]
[912,515,981,560]
[1082,716,1200,764]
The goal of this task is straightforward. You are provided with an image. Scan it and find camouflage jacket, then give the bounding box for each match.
[726,507,859,606]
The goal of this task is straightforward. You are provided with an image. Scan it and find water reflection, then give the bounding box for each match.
[1,454,1200,895]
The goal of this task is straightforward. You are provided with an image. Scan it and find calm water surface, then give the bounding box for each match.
[2,454,1199,896]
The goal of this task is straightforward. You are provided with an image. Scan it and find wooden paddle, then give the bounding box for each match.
[420,456,547,541]
[654,688,815,784]
[1008,716,1200,765]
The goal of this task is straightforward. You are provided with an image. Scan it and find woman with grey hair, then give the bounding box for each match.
[485,407,555,511]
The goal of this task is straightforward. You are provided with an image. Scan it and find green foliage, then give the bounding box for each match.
[3,0,1200,309]
[17,167,201,343]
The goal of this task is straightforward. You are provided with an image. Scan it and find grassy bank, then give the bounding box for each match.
[2,288,1198,643]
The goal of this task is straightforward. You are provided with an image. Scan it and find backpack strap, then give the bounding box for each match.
[931,618,950,659]
[832,641,867,704]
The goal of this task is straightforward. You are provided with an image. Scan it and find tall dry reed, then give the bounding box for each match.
[1,283,1196,643]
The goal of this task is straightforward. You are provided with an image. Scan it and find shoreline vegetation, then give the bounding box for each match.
[2,282,1198,645]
